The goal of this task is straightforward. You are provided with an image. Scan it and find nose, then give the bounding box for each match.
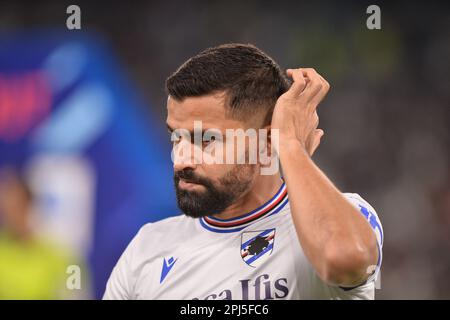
[173,159,196,172]
[172,138,201,171]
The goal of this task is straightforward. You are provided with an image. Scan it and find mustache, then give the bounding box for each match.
[174,169,210,186]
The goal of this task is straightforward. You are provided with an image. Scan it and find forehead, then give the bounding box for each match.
[166,93,243,130]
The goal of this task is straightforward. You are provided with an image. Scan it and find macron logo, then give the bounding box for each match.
[160,256,177,284]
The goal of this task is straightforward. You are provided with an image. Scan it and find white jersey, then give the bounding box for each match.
[103,182,383,300]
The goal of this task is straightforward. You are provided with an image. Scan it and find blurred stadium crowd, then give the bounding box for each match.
[0,1,448,299]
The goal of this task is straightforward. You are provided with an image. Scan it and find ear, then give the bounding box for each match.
[258,124,273,159]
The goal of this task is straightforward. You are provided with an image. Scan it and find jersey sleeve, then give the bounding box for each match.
[103,225,149,300]
[343,193,384,284]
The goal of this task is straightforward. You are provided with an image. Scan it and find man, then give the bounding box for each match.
[0,168,76,299]
[103,43,383,300]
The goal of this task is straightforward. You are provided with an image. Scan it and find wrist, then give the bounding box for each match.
[278,138,309,159]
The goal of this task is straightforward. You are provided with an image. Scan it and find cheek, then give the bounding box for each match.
[200,163,235,183]
[223,164,258,186]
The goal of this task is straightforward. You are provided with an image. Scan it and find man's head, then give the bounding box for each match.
[166,43,289,218]
[0,168,33,238]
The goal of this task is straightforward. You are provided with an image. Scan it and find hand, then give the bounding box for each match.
[271,68,330,156]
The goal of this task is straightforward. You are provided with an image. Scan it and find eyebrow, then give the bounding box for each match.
[166,123,222,136]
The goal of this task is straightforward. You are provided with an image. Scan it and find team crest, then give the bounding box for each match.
[240,228,276,268]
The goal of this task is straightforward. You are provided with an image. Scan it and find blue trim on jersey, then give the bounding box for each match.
[267,197,289,218]
[358,204,383,246]
[207,182,286,222]
[199,194,289,233]
[199,218,248,233]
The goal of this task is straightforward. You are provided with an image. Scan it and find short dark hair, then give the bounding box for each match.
[165,43,290,126]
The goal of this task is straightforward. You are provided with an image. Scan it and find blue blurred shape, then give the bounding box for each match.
[32,83,113,153]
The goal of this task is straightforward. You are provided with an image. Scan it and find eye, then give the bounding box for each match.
[170,130,182,141]
[203,135,216,146]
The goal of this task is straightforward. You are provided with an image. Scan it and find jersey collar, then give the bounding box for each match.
[199,182,288,233]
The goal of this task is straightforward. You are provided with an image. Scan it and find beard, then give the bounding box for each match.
[173,165,255,218]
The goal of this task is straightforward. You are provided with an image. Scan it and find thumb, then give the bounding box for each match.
[308,129,324,156]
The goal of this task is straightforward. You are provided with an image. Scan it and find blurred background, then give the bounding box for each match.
[0,0,448,299]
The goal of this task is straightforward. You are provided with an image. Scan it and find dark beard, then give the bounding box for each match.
[173,166,254,218]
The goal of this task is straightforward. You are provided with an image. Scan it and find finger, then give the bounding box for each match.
[313,110,319,129]
[285,68,307,97]
[302,69,330,108]
[318,74,329,88]
[287,68,308,78]
[298,69,311,85]
[309,76,330,108]
[302,68,323,99]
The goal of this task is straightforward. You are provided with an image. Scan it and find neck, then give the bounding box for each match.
[212,172,283,220]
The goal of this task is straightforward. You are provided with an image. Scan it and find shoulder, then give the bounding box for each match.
[138,214,194,236]
[343,193,382,226]
[343,193,378,215]
[343,192,383,247]
[128,214,196,254]
[103,214,195,299]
